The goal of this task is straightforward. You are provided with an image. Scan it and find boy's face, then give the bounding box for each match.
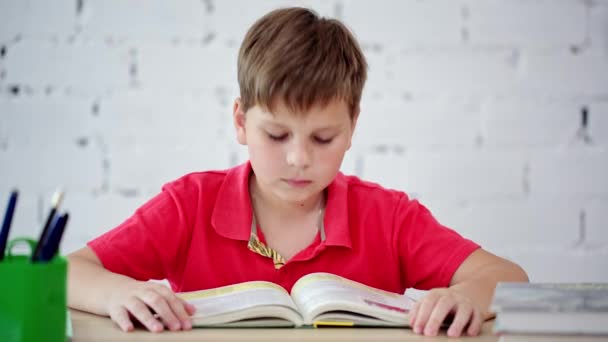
[233,98,357,205]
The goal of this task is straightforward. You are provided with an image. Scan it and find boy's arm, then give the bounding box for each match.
[448,248,529,319]
[409,248,528,337]
[67,247,196,332]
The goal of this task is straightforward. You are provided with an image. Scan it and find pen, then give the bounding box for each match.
[0,190,19,261]
[31,189,64,262]
[36,212,69,262]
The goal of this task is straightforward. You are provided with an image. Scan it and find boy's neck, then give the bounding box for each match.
[249,174,325,218]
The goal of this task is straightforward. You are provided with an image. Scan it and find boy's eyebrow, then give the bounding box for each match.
[258,121,287,131]
[314,125,344,133]
[261,120,344,132]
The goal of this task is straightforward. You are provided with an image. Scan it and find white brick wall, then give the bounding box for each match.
[342,1,463,47]
[363,150,527,201]
[465,0,587,48]
[589,102,608,145]
[481,100,580,147]
[387,49,519,96]
[1,0,607,283]
[77,0,210,41]
[136,42,238,91]
[590,1,608,49]
[3,40,130,94]
[211,0,334,45]
[587,199,608,246]
[520,50,608,96]
[0,0,76,41]
[529,148,608,197]
[356,97,481,148]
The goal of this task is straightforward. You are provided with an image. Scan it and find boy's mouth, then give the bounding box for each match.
[283,179,312,187]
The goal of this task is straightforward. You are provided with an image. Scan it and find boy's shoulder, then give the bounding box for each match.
[180,168,231,182]
[162,166,236,193]
[339,172,410,204]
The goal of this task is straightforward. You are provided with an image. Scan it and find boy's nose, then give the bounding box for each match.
[286,142,311,168]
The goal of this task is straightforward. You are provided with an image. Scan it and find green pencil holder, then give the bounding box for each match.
[0,237,67,342]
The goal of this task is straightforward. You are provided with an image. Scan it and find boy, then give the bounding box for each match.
[67,7,528,337]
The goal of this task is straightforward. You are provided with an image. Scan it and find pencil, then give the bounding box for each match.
[0,190,19,261]
[32,189,64,262]
[38,212,69,262]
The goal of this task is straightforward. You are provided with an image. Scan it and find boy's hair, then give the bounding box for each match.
[237,7,367,118]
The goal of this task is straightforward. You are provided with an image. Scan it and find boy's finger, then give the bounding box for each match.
[166,296,194,330]
[423,297,455,336]
[154,286,193,329]
[447,304,473,337]
[125,297,164,333]
[139,290,182,331]
[109,306,134,332]
[408,302,419,327]
[467,308,483,336]
[185,302,197,315]
[412,294,440,334]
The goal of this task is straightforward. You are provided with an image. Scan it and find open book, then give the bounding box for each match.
[177,273,415,328]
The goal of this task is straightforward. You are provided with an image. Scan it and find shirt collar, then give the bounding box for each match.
[211,161,352,249]
[323,171,351,248]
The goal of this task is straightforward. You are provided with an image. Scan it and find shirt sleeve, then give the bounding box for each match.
[394,195,480,290]
[87,176,197,282]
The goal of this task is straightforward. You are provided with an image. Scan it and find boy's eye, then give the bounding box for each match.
[314,136,333,144]
[267,133,288,141]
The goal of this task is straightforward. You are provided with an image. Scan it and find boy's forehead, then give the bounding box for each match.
[260,98,350,118]
[254,105,351,132]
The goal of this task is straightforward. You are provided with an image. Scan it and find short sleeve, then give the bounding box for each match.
[394,196,480,290]
[87,177,197,282]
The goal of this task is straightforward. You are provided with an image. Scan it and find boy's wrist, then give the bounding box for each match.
[447,283,493,320]
[102,275,143,315]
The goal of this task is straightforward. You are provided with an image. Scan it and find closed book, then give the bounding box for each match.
[491,282,608,335]
[499,334,608,342]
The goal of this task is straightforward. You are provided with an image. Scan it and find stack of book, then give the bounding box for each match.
[491,282,608,342]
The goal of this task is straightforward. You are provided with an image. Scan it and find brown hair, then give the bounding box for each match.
[237,7,367,118]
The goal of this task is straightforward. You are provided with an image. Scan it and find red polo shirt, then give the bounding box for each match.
[88,162,479,294]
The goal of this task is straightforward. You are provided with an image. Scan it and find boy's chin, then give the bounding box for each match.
[275,188,320,204]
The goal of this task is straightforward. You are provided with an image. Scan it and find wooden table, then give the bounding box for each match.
[70,309,499,341]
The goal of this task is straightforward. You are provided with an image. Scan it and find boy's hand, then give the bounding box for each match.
[408,288,482,337]
[106,281,197,333]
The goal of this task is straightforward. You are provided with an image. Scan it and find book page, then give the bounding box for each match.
[178,281,300,322]
[291,273,413,325]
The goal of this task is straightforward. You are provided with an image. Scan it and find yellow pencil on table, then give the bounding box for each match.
[313,321,355,328]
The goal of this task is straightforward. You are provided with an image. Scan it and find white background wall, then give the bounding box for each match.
[0,0,607,283]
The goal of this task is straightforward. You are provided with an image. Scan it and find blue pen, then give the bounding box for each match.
[37,212,69,263]
[0,190,18,261]
[32,189,64,261]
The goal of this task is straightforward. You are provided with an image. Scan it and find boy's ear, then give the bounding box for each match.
[233,98,247,145]
[347,107,360,150]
